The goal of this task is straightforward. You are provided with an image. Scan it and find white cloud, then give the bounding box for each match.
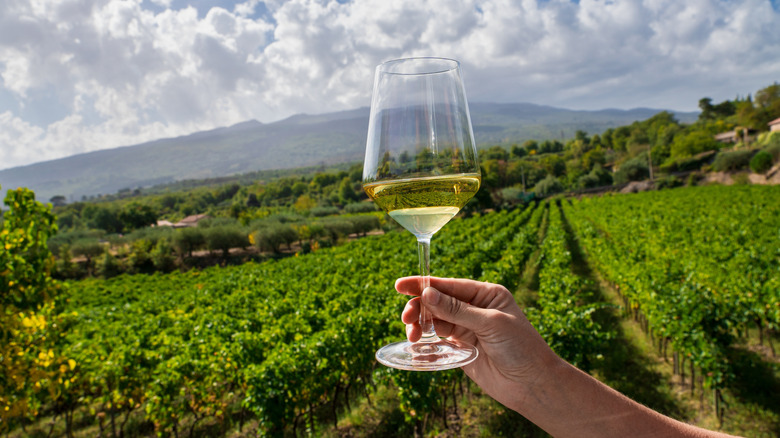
[0,0,779,170]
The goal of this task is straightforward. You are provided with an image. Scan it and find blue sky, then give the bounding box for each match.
[0,0,779,170]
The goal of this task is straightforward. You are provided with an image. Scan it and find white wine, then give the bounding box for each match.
[363,173,481,237]
[389,206,460,237]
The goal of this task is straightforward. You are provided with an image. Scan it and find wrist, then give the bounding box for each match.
[509,349,567,415]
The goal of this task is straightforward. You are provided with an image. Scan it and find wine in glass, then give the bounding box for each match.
[362,57,481,371]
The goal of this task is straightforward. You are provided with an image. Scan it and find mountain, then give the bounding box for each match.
[0,103,697,202]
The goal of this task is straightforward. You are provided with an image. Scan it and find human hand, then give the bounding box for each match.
[396,276,559,410]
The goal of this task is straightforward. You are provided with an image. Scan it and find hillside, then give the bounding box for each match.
[0,103,697,202]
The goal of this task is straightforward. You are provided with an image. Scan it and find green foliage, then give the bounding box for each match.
[96,251,122,279]
[343,202,378,214]
[655,175,683,190]
[532,175,564,197]
[310,206,340,217]
[251,222,297,253]
[757,131,780,161]
[127,239,154,274]
[698,97,737,122]
[172,227,205,257]
[119,202,157,230]
[749,150,774,174]
[657,151,714,173]
[565,185,780,391]
[151,238,176,272]
[204,225,250,258]
[670,130,721,160]
[0,187,70,431]
[540,155,566,177]
[613,155,649,185]
[736,83,780,130]
[526,203,611,371]
[711,150,754,172]
[578,164,613,189]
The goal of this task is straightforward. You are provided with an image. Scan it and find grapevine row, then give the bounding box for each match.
[561,185,780,420]
[524,202,612,371]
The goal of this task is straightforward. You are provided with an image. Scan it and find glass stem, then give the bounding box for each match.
[417,237,439,343]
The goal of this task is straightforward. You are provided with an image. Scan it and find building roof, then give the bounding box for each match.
[769,117,780,126]
[714,131,738,142]
[178,214,209,225]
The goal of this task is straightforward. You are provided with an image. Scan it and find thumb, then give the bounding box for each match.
[422,286,487,333]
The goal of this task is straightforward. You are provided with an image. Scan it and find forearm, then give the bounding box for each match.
[506,356,738,438]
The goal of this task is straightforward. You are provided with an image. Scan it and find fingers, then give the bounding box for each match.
[419,286,491,333]
[405,319,458,341]
[401,297,420,324]
[395,276,509,308]
[403,297,457,339]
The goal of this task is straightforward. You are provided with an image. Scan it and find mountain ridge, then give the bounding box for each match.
[0,102,697,202]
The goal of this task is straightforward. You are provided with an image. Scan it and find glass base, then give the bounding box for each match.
[376,339,478,371]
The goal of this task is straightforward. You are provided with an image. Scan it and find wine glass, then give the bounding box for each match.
[362,57,481,371]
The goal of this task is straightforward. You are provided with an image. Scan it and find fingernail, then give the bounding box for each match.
[424,287,440,305]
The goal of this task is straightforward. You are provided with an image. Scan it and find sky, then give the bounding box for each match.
[1,0,779,170]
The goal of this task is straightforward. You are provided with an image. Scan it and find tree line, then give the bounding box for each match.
[29,82,780,277]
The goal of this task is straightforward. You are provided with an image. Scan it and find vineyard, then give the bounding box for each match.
[4,185,780,437]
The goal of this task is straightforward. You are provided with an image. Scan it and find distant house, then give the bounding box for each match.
[155,214,210,228]
[175,214,210,228]
[714,127,757,145]
[769,117,780,132]
[714,131,739,143]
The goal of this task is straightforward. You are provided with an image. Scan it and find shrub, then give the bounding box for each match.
[532,175,564,197]
[125,226,174,246]
[346,215,381,236]
[578,165,613,189]
[750,150,774,174]
[71,239,106,276]
[310,206,340,217]
[127,239,154,274]
[48,229,105,255]
[151,238,177,272]
[343,202,378,214]
[96,251,122,278]
[172,227,205,257]
[656,176,683,190]
[613,155,649,185]
[204,225,249,258]
[711,150,754,172]
[319,218,355,240]
[251,223,297,253]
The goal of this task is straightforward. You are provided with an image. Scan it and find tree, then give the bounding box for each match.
[172,227,205,258]
[699,98,715,121]
[246,193,260,208]
[581,148,606,171]
[541,155,566,177]
[49,195,67,207]
[670,130,721,160]
[338,177,358,204]
[83,205,123,234]
[71,239,106,277]
[120,203,157,231]
[480,145,509,161]
[614,155,650,185]
[532,175,564,197]
[523,139,539,155]
[204,226,249,259]
[510,143,527,158]
[0,187,72,432]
